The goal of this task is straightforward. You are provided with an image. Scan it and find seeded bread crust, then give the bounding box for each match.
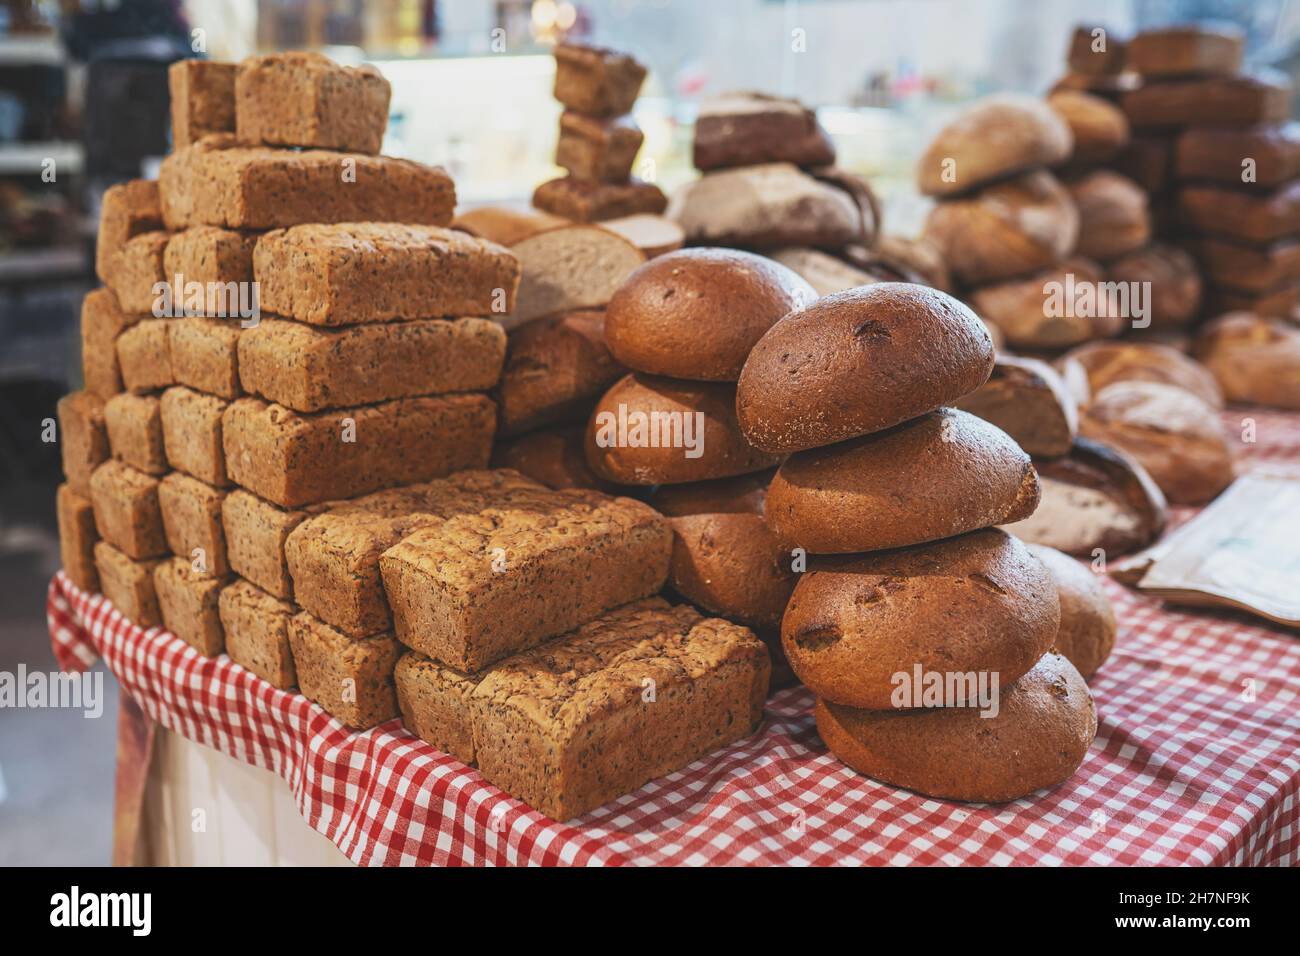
[94,542,163,627]
[116,319,175,394]
[469,598,770,819]
[222,394,496,508]
[168,60,236,148]
[81,288,142,399]
[380,488,672,671]
[394,652,480,764]
[287,612,402,729]
[553,42,647,117]
[157,472,229,577]
[154,557,226,656]
[238,317,505,413]
[158,135,455,230]
[107,231,170,315]
[104,393,167,475]
[160,386,230,486]
[219,579,297,688]
[57,391,110,498]
[164,225,256,287]
[57,483,100,592]
[96,180,162,283]
[168,316,244,399]
[89,460,168,559]
[221,489,316,599]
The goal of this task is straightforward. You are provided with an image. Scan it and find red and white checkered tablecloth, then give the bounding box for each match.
[46,410,1300,866]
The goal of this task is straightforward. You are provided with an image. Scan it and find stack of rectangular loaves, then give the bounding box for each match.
[57,50,769,822]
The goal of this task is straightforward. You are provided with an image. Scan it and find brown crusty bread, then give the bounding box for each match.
[587,373,781,484]
[971,257,1116,351]
[552,42,647,117]
[915,94,1073,197]
[1068,170,1150,261]
[693,91,836,171]
[469,598,769,820]
[1047,90,1130,166]
[1026,544,1116,680]
[287,612,402,729]
[1120,69,1292,130]
[394,651,481,765]
[57,483,99,592]
[604,248,816,382]
[765,409,1039,554]
[58,391,110,499]
[1192,313,1300,409]
[1127,23,1244,77]
[1187,236,1300,294]
[490,425,618,493]
[80,287,141,400]
[104,392,167,476]
[221,490,316,600]
[1175,123,1300,188]
[94,542,163,627]
[815,651,1096,803]
[89,460,168,560]
[1059,340,1224,410]
[737,283,994,454]
[157,472,229,577]
[955,355,1079,458]
[1178,181,1300,245]
[532,176,667,223]
[96,180,162,283]
[219,579,297,689]
[1105,244,1202,330]
[154,557,226,656]
[782,529,1059,709]
[1067,24,1129,76]
[160,386,230,487]
[168,60,236,149]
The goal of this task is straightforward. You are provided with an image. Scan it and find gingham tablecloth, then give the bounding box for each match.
[47,410,1300,866]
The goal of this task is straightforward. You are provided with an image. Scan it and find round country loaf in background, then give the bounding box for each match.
[490,424,618,492]
[971,256,1117,350]
[915,93,1073,197]
[1047,90,1130,166]
[1026,544,1117,680]
[1068,170,1150,261]
[736,283,995,454]
[1057,340,1224,410]
[764,409,1039,554]
[1193,313,1300,410]
[585,373,781,484]
[604,248,816,381]
[783,529,1060,710]
[815,651,1096,803]
[923,170,1080,285]
[953,354,1079,458]
[1105,243,1202,330]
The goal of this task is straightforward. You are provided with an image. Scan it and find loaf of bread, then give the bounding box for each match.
[916,94,1072,197]
[1051,70,1140,102]
[219,579,297,689]
[239,317,505,414]
[222,394,495,508]
[1175,123,1300,188]
[971,257,1116,350]
[1026,544,1116,680]
[533,176,668,223]
[235,52,390,155]
[765,409,1039,553]
[394,651,480,764]
[96,179,162,283]
[154,557,226,656]
[493,310,623,437]
[158,135,455,230]
[737,283,995,454]
[157,472,228,577]
[380,488,671,671]
[1178,181,1300,245]
[553,42,646,116]
[115,319,175,394]
[954,354,1079,457]
[1067,25,1128,75]
[107,231,169,315]
[1193,313,1300,409]
[816,652,1095,803]
[1069,170,1150,261]
[164,226,255,288]
[104,393,167,476]
[1105,243,1202,329]
[287,612,401,729]
[159,387,229,487]
[767,247,875,296]
[94,542,163,627]
[252,222,519,325]
[490,426,616,493]
[57,483,99,592]
[168,60,235,148]
[1189,236,1300,294]
[221,489,315,599]
[692,91,835,171]
[1048,90,1130,166]
[1202,282,1299,319]
[469,598,769,819]
[1128,23,1244,77]
[597,213,684,259]
[605,248,815,382]
[1059,340,1224,410]
[586,374,782,484]
[89,460,168,560]
[924,170,1080,284]
[784,529,1058,709]
[1002,436,1167,557]
[1121,70,1292,129]
[166,314,244,403]
[556,111,644,182]
[80,288,142,399]
[58,391,109,498]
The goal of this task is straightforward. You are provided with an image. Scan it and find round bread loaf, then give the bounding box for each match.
[736,283,995,454]
[1069,170,1150,261]
[1059,340,1224,410]
[649,470,772,517]
[972,256,1117,350]
[764,409,1039,553]
[916,94,1073,197]
[1047,90,1130,165]
[1106,243,1202,330]
[815,651,1096,803]
[1026,544,1116,679]
[923,170,1080,285]
[586,373,781,484]
[604,248,816,381]
[490,424,617,492]
[783,529,1060,710]
[1193,313,1300,410]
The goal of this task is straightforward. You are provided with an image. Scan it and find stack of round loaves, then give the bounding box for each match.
[583,247,816,679]
[736,282,1099,802]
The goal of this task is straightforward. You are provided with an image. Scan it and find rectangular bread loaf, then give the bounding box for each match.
[168,60,236,148]
[222,394,496,508]
[164,225,255,288]
[553,43,646,117]
[379,488,672,671]
[81,288,142,399]
[221,489,315,599]
[159,386,229,486]
[1190,237,1300,292]
[555,111,644,182]
[1121,71,1293,129]
[284,470,543,637]
[394,652,479,764]
[1202,281,1298,319]
[1175,123,1300,188]
[104,393,167,476]
[57,391,109,498]
[90,460,168,559]
[168,316,243,399]
[158,136,455,230]
[470,599,770,819]
[116,319,175,393]
[106,230,169,315]
[219,579,297,689]
[57,483,100,592]
[1178,181,1300,244]
[94,541,164,627]
[237,316,506,413]
[235,52,390,155]
[287,612,401,729]
[532,176,667,223]
[252,223,520,325]
[96,179,162,283]
[154,557,225,656]
[158,472,228,577]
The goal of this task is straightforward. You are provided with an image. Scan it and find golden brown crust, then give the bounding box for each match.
[532,176,667,223]
[57,484,100,592]
[116,320,175,394]
[157,472,229,578]
[154,557,226,656]
[1128,23,1244,78]
[1175,123,1300,188]
[104,393,167,476]
[972,257,1116,350]
[96,180,163,284]
[1068,170,1150,262]
[552,42,647,117]
[219,579,297,689]
[89,460,168,559]
[80,288,142,400]
[954,355,1079,457]
[490,425,618,493]
[168,316,243,400]
[94,542,163,627]
[168,60,235,149]
[1026,544,1116,679]
[1105,243,1202,330]
[58,391,110,499]
[1121,70,1292,130]
[1049,91,1131,166]
[1193,313,1300,409]
[159,387,230,487]
[287,612,401,729]
[1060,340,1223,410]
[1178,181,1300,245]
